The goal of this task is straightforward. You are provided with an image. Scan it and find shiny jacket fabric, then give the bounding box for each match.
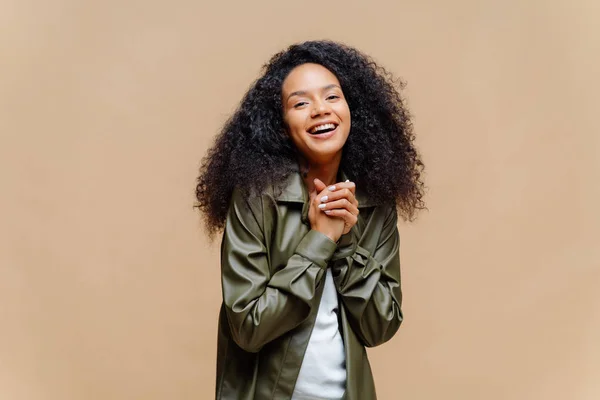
[215,170,403,400]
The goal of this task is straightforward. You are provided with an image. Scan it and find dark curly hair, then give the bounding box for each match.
[195,40,425,236]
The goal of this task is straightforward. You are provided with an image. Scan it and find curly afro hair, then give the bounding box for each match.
[195,40,425,236]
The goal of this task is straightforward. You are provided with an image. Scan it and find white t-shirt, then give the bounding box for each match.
[291,268,346,400]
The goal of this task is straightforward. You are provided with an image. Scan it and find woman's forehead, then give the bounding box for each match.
[282,63,341,95]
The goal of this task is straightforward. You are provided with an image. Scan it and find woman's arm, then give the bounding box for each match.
[330,205,403,347]
[221,189,337,353]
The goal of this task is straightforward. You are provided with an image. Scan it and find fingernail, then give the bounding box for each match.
[320,196,328,202]
[345,179,349,182]
[324,210,331,214]
[318,204,326,209]
[328,185,336,191]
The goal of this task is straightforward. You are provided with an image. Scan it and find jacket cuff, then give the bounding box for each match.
[295,230,338,269]
[331,232,357,261]
[332,245,376,291]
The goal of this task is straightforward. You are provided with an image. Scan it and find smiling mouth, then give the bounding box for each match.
[308,123,338,135]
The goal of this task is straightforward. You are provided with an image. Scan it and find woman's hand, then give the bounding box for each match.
[309,178,359,242]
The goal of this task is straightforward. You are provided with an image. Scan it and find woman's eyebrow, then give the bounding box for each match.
[286,84,341,102]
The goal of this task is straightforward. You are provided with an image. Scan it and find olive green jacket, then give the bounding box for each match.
[215,171,403,400]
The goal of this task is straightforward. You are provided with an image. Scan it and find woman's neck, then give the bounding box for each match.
[299,155,341,194]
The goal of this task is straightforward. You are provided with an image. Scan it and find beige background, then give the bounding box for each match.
[1,0,599,399]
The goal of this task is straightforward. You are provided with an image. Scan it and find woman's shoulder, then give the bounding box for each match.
[229,184,280,219]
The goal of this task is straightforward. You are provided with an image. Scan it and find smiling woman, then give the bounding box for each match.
[195,40,425,400]
[283,64,351,169]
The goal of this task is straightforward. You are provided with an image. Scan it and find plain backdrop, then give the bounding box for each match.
[1,0,599,399]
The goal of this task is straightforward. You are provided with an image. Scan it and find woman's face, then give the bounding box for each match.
[281,63,351,166]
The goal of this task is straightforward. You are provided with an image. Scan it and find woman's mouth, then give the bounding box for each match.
[307,123,339,139]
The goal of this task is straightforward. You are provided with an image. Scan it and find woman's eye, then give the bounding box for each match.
[293,102,308,108]
[327,95,340,100]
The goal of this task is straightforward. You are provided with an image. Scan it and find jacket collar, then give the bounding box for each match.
[273,165,376,208]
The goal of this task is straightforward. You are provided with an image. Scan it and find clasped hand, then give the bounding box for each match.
[308,178,359,243]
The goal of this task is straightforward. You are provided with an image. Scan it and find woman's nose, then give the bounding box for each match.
[310,101,331,117]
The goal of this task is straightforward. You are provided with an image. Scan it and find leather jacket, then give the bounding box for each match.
[215,170,403,399]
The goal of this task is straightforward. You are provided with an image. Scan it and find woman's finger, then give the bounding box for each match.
[318,198,359,216]
[323,208,358,227]
[319,187,358,207]
[327,180,356,196]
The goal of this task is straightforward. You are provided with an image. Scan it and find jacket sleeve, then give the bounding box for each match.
[330,205,403,347]
[221,189,338,353]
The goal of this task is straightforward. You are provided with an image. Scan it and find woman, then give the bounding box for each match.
[196,40,424,400]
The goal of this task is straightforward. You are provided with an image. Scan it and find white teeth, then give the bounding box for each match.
[310,123,336,133]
